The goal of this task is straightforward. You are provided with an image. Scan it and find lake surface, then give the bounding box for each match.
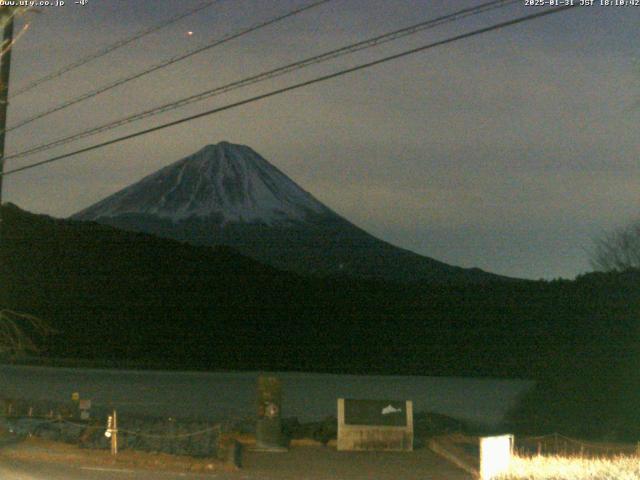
[0,365,533,426]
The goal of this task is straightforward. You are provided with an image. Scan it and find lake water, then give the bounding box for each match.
[0,365,533,426]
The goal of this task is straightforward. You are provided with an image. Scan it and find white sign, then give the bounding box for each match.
[480,434,513,480]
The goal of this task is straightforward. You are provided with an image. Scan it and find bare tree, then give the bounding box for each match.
[0,309,53,358]
[590,220,640,272]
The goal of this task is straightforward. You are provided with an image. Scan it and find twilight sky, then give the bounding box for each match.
[3,0,638,280]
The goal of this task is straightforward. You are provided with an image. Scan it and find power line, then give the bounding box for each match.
[5,0,333,133]
[10,0,222,98]
[6,0,518,162]
[0,20,30,60]
[0,5,578,179]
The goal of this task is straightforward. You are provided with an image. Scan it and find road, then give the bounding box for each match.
[0,447,472,480]
[0,458,240,479]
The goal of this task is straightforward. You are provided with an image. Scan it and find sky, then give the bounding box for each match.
[2,0,638,280]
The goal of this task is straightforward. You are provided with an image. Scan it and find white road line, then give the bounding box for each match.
[80,466,135,473]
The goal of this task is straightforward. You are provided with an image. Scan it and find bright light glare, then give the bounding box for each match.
[480,435,513,480]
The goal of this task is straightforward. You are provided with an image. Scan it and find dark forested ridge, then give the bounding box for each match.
[1,203,638,379]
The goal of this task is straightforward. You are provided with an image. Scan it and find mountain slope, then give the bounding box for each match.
[73,141,508,284]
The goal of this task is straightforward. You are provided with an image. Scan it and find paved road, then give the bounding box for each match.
[0,447,472,480]
[0,458,241,479]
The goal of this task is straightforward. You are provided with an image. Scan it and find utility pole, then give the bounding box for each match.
[0,7,14,312]
[0,7,15,241]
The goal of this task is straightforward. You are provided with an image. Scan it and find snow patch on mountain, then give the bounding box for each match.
[74,142,333,225]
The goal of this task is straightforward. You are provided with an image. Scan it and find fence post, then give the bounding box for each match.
[111,409,118,455]
[106,410,118,456]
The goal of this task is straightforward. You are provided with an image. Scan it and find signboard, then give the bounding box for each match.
[480,435,514,480]
[79,399,91,420]
[337,398,413,451]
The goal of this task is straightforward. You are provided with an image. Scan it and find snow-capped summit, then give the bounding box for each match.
[74,142,333,225]
[73,142,508,284]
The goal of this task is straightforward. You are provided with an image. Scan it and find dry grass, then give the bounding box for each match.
[498,454,640,480]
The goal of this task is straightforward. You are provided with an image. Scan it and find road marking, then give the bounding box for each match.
[80,466,135,473]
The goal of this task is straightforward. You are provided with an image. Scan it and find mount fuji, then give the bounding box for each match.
[73,142,505,283]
